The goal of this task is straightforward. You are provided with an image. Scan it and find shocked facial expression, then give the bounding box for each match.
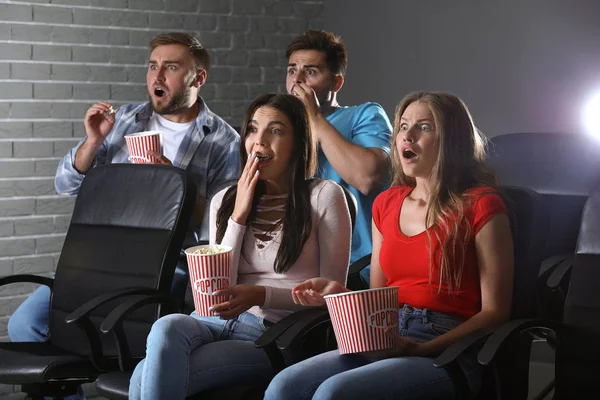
[245,106,295,185]
[396,101,439,179]
[286,50,336,106]
[146,44,204,115]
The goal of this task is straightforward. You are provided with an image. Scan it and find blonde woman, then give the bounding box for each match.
[265,92,514,400]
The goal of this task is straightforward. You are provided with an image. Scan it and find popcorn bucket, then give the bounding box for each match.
[324,287,399,354]
[185,244,233,317]
[124,131,163,164]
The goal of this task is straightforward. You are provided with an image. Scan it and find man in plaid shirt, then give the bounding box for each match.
[9,32,239,400]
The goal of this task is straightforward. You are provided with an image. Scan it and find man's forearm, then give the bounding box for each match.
[73,138,102,174]
[312,115,388,195]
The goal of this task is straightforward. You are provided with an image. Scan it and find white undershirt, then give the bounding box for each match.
[148,113,193,164]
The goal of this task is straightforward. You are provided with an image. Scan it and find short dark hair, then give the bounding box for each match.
[149,32,210,73]
[285,30,347,76]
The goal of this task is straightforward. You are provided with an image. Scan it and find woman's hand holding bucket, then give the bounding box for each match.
[210,284,266,319]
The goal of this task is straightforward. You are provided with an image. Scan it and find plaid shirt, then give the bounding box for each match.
[55,97,240,201]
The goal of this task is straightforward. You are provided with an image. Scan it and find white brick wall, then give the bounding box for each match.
[0,0,323,396]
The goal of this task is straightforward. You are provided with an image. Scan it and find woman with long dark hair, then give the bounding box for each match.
[129,93,351,399]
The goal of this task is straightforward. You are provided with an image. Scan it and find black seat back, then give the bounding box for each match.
[501,186,546,319]
[488,132,600,259]
[475,186,545,400]
[555,185,600,397]
[340,184,357,232]
[197,178,239,243]
[50,164,196,358]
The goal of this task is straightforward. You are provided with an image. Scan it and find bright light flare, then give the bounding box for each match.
[583,93,600,139]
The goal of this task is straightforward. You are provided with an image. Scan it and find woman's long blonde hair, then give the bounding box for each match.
[391,92,500,293]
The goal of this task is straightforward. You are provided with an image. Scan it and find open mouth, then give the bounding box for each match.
[255,152,273,165]
[402,149,417,160]
[154,87,165,97]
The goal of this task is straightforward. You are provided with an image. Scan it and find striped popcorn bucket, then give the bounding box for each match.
[124,131,163,164]
[185,244,233,317]
[324,286,399,354]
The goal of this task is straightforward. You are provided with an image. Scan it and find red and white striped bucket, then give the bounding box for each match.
[324,286,399,354]
[124,131,163,164]
[185,244,233,317]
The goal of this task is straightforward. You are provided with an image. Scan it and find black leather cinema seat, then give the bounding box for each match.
[430,186,546,399]
[478,184,600,399]
[0,164,196,399]
[94,182,358,400]
[487,132,600,321]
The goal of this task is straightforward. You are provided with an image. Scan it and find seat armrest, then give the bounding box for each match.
[347,254,371,277]
[346,254,371,290]
[0,274,53,289]
[276,309,331,351]
[100,294,179,334]
[539,254,572,277]
[255,308,327,349]
[64,287,165,372]
[433,328,493,368]
[254,308,329,374]
[477,319,559,366]
[100,293,179,371]
[65,287,162,324]
[546,257,574,290]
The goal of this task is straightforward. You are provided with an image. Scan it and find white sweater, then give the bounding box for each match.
[209,179,352,323]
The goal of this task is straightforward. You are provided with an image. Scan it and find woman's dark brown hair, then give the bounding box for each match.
[215,93,317,273]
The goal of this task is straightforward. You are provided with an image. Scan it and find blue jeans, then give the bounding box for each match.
[265,304,482,400]
[129,311,273,400]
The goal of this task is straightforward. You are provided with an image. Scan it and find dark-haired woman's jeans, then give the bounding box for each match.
[265,304,482,400]
[128,311,273,400]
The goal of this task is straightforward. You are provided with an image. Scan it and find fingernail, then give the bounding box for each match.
[214,312,220,317]
[254,157,259,163]
[212,292,220,296]
[208,306,215,311]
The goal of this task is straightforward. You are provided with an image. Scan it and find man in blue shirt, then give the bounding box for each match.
[8,32,239,400]
[285,30,393,284]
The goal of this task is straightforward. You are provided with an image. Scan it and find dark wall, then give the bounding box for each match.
[323,0,600,136]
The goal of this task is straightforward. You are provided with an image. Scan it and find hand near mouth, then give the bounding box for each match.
[291,82,321,117]
[231,151,261,225]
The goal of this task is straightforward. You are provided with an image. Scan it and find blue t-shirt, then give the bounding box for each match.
[320,102,393,281]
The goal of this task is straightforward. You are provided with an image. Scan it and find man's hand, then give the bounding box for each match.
[84,102,116,146]
[74,102,115,174]
[291,82,321,118]
[210,284,266,319]
[146,151,173,166]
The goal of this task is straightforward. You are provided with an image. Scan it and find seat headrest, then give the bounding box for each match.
[576,185,600,255]
[71,164,194,231]
[488,133,600,196]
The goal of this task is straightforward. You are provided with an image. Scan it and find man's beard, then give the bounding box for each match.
[150,85,193,115]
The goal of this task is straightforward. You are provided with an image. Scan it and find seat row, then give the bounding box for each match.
[0,131,599,400]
